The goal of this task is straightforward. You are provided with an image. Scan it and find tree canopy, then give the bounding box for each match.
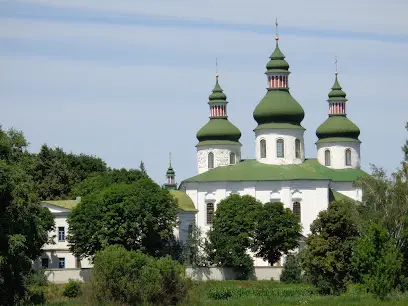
[0,127,54,305]
[67,178,178,258]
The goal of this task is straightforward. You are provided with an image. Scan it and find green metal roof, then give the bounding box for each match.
[166,166,175,175]
[196,118,241,144]
[42,199,81,210]
[329,189,355,203]
[209,78,227,103]
[316,115,360,140]
[169,190,198,212]
[328,74,347,102]
[183,159,368,183]
[266,44,289,73]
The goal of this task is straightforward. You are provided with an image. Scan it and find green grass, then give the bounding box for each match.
[44,280,408,306]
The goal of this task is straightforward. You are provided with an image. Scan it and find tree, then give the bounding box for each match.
[0,127,54,305]
[352,222,403,299]
[71,168,147,197]
[33,144,107,200]
[302,200,359,295]
[280,254,302,284]
[253,202,301,265]
[139,160,147,175]
[67,178,178,258]
[206,194,262,279]
[181,224,208,267]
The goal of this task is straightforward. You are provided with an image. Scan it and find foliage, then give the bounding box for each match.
[206,195,262,279]
[62,280,82,298]
[302,200,359,295]
[253,202,301,265]
[67,178,178,258]
[182,224,208,267]
[280,254,302,284]
[91,245,190,306]
[33,144,107,200]
[70,168,147,197]
[139,160,147,175]
[0,127,55,305]
[25,286,46,305]
[352,222,403,299]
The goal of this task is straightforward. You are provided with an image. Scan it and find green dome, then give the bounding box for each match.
[266,45,289,73]
[169,190,197,212]
[316,115,360,140]
[196,118,241,143]
[328,74,347,102]
[253,89,305,126]
[209,80,227,102]
[166,166,175,175]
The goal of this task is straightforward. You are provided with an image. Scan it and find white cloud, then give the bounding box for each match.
[18,0,408,35]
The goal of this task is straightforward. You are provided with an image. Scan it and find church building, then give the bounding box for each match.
[166,32,367,266]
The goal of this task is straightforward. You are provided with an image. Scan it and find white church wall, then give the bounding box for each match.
[254,129,305,165]
[197,144,241,174]
[317,141,360,169]
[331,182,362,201]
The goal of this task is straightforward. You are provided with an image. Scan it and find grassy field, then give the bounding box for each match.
[45,280,408,305]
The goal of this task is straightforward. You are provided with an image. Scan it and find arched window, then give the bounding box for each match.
[229,152,236,165]
[277,139,284,158]
[293,202,301,221]
[260,139,266,158]
[345,149,352,166]
[208,152,214,169]
[295,139,301,159]
[206,203,214,225]
[324,149,331,166]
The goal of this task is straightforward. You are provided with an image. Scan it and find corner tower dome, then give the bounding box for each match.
[253,37,305,128]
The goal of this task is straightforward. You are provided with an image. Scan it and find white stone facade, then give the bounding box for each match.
[255,129,305,165]
[197,144,241,174]
[317,141,361,169]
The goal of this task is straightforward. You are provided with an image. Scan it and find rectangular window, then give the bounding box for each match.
[41,258,49,268]
[58,227,65,241]
[206,203,214,225]
[277,139,284,158]
[58,257,65,269]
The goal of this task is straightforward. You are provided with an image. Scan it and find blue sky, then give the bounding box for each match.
[1,0,407,184]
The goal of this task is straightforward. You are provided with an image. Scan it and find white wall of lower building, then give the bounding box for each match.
[317,141,361,169]
[197,144,241,174]
[331,181,363,202]
[254,129,305,165]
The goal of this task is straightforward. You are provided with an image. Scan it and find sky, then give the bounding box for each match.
[1,0,407,185]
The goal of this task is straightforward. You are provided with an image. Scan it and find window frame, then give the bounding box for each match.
[229,152,236,165]
[41,258,49,269]
[276,138,285,158]
[345,149,352,166]
[324,149,331,166]
[293,201,301,222]
[260,139,266,158]
[295,139,301,159]
[206,202,214,225]
[208,152,214,169]
[58,226,65,242]
[58,257,65,269]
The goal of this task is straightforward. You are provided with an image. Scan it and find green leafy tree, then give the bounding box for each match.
[0,127,54,305]
[71,168,147,197]
[253,202,301,265]
[33,144,107,200]
[352,222,403,299]
[182,224,208,267]
[139,160,147,175]
[67,178,178,258]
[206,194,262,279]
[302,200,359,295]
[280,254,302,284]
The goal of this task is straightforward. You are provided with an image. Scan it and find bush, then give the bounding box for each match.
[280,254,302,284]
[25,286,46,305]
[91,245,190,305]
[63,279,82,298]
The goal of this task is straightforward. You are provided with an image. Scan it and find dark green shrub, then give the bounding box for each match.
[280,254,302,284]
[62,279,82,298]
[25,286,46,305]
[91,245,190,306]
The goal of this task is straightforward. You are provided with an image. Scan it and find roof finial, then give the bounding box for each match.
[169,152,172,167]
[275,17,279,45]
[335,56,339,75]
[215,57,219,81]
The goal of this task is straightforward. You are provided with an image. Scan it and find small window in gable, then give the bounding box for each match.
[206,203,214,225]
[260,139,266,158]
[229,152,236,165]
[345,149,352,166]
[295,139,301,158]
[208,152,214,169]
[325,149,331,166]
[293,202,301,221]
[277,139,284,158]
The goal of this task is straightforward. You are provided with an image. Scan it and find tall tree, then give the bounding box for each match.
[67,178,178,258]
[206,194,262,279]
[0,127,54,305]
[253,202,301,265]
[139,160,147,175]
[403,122,408,172]
[302,200,359,295]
